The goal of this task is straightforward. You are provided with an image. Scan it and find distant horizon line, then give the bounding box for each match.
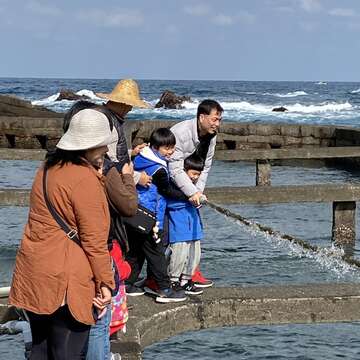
[0,76,359,83]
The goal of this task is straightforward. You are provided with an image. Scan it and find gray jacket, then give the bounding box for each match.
[169,118,216,197]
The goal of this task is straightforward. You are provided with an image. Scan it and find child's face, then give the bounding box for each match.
[157,145,175,159]
[186,169,201,183]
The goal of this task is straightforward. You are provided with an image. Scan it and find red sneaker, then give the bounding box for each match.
[192,268,213,288]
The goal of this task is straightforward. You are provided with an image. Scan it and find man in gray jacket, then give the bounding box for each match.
[169,99,223,287]
[169,99,223,205]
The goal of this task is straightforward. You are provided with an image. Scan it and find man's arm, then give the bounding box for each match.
[152,168,188,201]
[196,137,216,192]
[168,139,198,197]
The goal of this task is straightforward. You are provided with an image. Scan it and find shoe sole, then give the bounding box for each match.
[185,289,203,295]
[126,291,145,297]
[155,296,187,303]
[193,283,213,288]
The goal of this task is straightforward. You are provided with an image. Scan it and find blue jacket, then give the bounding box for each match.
[133,147,168,230]
[167,198,203,243]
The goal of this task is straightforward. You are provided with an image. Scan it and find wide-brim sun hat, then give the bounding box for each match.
[96,79,151,109]
[56,109,114,151]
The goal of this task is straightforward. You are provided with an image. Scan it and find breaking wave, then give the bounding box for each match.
[263,91,308,98]
[182,100,353,114]
[31,89,103,107]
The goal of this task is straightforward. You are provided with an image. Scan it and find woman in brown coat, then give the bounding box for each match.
[9,109,116,359]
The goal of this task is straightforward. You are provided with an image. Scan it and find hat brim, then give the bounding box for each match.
[56,133,114,151]
[96,92,151,109]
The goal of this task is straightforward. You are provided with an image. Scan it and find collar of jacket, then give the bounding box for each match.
[139,146,167,167]
[105,106,125,125]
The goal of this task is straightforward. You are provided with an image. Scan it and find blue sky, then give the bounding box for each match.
[1,0,360,81]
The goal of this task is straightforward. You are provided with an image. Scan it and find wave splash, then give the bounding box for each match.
[182,100,353,114]
[31,89,103,107]
[230,215,360,279]
[263,91,308,98]
[30,89,355,121]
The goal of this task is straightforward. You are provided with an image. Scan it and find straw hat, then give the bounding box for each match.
[56,109,114,151]
[96,79,151,108]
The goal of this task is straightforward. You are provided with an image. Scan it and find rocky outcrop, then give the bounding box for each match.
[155,90,191,109]
[272,106,288,112]
[0,94,61,118]
[56,89,90,101]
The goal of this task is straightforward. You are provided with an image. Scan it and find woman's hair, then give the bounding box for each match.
[149,128,176,149]
[63,101,98,132]
[184,153,205,172]
[45,149,87,168]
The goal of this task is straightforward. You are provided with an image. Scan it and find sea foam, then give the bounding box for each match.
[264,90,308,98]
[182,100,353,114]
[286,102,352,113]
[31,89,103,107]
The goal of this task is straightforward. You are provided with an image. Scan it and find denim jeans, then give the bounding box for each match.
[86,304,112,360]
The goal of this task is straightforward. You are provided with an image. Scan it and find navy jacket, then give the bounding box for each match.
[167,198,203,243]
[133,147,168,230]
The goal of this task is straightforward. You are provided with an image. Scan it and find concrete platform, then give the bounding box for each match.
[3,184,360,207]
[2,284,360,359]
[111,284,360,359]
[215,147,360,161]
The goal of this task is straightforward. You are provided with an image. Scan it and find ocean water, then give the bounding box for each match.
[1,78,360,126]
[2,78,360,358]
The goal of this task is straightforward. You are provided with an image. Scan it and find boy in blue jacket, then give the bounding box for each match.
[167,154,205,295]
[126,128,187,303]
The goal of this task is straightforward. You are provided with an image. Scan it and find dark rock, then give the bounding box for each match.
[56,89,90,101]
[272,106,288,112]
[0,94,61,117]
[155,90,191,109]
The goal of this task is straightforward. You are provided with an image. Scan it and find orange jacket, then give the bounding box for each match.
[9,162,114,325]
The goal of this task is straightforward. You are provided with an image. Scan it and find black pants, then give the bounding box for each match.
[27,305,90,360]
[125,226,170,289]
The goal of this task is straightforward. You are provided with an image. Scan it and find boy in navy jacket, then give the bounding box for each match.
[126,128,187,303]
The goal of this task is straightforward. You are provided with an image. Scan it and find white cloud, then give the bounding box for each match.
[212,14,234,26]
[183,4,255,27]
[26,1,62,16]
[329,8,356,17]
[78,9,144,28]
[237,10,256,24]
[183,4,210,16]
[211,11,255,27]
[300,0,321,12]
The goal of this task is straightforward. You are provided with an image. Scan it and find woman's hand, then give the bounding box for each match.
[92,285,112,313]
[122,162,134,177]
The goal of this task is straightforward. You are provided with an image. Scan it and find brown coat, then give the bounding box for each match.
[9,163,115,325]
[104,167,138,217]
